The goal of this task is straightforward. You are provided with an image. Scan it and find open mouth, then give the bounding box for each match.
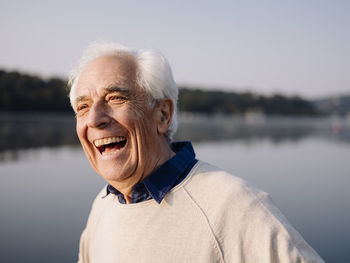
[94,136,127,155]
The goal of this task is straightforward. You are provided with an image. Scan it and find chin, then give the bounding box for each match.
[97,167,123,182]
[96,162,133,184]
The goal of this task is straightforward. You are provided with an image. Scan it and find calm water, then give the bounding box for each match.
[1,113,349,263]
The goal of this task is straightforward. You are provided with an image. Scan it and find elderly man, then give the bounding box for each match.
[69,41,324,263]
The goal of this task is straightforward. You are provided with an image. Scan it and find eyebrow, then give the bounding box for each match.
[74,86,130,106]
[104,86,130,96]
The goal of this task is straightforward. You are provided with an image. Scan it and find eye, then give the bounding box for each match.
[110,95,122,101]
[107,94,127,104]
[76,104,89,112]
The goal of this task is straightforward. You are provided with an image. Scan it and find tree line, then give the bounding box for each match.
[179,88,317,115]
[0,69,319,115]
[0,70,71,112]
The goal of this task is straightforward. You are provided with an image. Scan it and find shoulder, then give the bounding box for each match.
[183,160,294,231]
[181,161,324,262]
[184,160,267,207]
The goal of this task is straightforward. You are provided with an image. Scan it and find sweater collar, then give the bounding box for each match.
[105,141,197,204]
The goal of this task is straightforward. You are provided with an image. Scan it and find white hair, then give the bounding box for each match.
[68,40,178,141]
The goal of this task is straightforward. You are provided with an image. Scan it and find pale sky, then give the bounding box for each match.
[1,0,349,98]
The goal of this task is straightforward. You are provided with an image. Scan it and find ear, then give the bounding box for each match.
[155,98,174,135]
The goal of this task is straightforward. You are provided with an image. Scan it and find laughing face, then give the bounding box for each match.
[74,55,172,191]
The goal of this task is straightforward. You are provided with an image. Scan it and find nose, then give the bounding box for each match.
[87,103,110,129]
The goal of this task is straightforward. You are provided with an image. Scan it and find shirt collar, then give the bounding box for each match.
[105,141,197,204]
[143,141,197,203]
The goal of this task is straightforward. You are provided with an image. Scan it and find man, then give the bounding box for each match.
[69,41,324,262]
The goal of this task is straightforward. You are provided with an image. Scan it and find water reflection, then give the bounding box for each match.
[0,113,78,161]
[176,114,350,144]
[1,112,350,161]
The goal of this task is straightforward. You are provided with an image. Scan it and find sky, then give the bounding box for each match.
[1,0,349,99]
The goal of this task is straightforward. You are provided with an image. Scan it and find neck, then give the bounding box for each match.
[109,140,175,204]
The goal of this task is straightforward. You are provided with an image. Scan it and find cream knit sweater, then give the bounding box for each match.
[78,161,324,263]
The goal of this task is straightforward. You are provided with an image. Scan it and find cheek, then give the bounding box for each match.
[76,122,84,142]
[76,120,89,148]
[76,122,98,169]
[132,117,155,141]
[130,105,157,132]
[115,107,143,133]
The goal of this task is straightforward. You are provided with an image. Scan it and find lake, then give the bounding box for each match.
[0,113,349,262]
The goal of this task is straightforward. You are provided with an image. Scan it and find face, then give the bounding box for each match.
[74,55,166,186]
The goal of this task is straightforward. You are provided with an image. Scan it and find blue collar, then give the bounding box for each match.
[105,141,197,204]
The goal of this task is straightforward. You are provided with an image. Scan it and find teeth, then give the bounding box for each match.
[94,136,126,147]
